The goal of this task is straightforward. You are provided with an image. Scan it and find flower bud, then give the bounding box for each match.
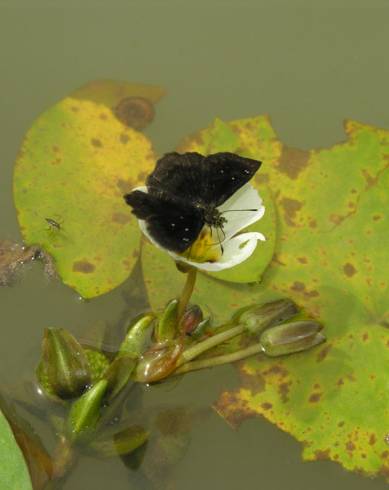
[67,379,108,441]
[154,300,179,343]
[119,313,155,359]
[179,305,203,335]
[260,321,325,357]
[103,355,136,400]
[238,299,299,336]
[37,328,91,400]
[89,425,149,458]
[134,340,184,383]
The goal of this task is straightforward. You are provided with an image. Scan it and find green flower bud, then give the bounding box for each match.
[119,313,155,359]
[84,349,110,382]
[260,321,325,357]
[154,299,179,343]
[238,299,299,335]
[103,355,136,400]
[67,379,108,442]
[37,328,91,400]
[89,425,149,458]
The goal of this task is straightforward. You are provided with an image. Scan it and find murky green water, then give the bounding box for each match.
[1,1,389,489]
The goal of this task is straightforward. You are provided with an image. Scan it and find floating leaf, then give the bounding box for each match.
[143,116,389,480]
[14,81,160,298]
[0,407,33,490]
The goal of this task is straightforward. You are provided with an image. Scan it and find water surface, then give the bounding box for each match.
[1,2,388,489]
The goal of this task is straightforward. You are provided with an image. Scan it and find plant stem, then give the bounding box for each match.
[174,343,264,375]
[177,267,197,323]
[176,324,246,367]
[52,436,74,480]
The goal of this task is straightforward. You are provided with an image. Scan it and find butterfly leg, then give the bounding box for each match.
[216,226,224,254]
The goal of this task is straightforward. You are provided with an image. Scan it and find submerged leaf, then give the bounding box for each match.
[88,425,149,458]
[14,81,159,298]
[144,116,389,480]
[71,79,165,130]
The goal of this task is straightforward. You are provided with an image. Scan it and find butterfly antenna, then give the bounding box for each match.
[221,208,258,214]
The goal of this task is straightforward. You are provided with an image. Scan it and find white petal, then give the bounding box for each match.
[217,184,265,241]
[170,232,265,271]
[133,185,148,193]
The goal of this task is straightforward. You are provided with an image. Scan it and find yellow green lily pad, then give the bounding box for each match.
[13,83,160,298]
[143,116,389,480]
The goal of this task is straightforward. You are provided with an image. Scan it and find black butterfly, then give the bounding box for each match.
[124,152,261,254]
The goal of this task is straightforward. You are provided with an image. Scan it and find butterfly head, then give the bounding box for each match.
[202,206,227,229]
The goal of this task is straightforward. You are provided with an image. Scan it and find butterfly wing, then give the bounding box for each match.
[124,189,204,253]
[200,153,261,207]
[146,152,205,205]
[147,152,261,209]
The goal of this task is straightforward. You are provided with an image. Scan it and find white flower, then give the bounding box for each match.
[135,184,265,271]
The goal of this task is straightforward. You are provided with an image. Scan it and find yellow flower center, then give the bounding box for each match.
[180,226,223,263]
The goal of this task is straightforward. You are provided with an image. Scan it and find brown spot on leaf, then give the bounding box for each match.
[73,260,95,273]
[316,344,332,362]
[309,392,322,403]
[297,256,308,264]
[278,381,291,403]
[261,402,272,411]
[91,138,103,148]
[362,332,369,342]
[112,212,131,224]
[330,213,343,225]
[343,262,357,277]
[263,364,288,378]
[338,421,345,427]
[100,113,108,120]
[280,198,303,226]
[277,146,310,179]
[369,433,377,445]
[71,106,79,112]
[337,378,344,386]
[239,370,265,394]
[52,145,60,153]
[290,281,319,298]
[314,449,330,460]
[309,219,317,228]
[346,441,356,452]
[362,169,377,188]
[373,214,382,221]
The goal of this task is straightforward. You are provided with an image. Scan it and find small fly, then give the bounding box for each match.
[45,216,65,239]
[45,217,62,231]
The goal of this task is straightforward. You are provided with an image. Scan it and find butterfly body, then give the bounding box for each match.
[124,152,261,254]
